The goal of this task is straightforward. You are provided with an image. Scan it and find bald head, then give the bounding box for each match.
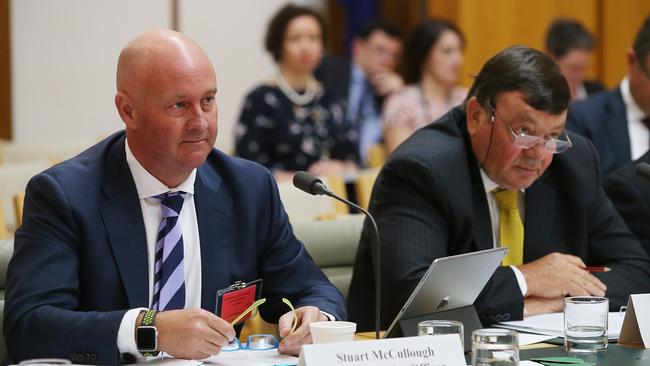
[116,29,215,99]
[114,29,219,188]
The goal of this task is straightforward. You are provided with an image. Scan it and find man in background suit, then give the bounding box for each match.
[566,16,650,177]
[348,45,650,332]
[545,18,605,102]
[3,29,345,364]
[605,151,650,256]
[315,21,403,164]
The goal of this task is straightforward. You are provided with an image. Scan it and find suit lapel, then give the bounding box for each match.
[194,163,234,313]
[604,89,631,163]
[99,136,149,308]
[471,171,493,251]
[461,118,493,252]
[523,176,556,262]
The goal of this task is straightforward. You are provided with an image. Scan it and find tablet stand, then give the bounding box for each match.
[389,304,481,352]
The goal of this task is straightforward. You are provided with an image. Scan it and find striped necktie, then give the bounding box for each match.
[492,188,524,266]
[151,191,187,311]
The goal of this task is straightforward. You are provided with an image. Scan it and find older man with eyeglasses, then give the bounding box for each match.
[347,45,650,332]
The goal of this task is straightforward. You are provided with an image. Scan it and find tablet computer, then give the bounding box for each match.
[384,247,508,338]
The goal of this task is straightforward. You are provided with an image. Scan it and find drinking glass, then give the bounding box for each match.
[564,296,608,352]
[471,328,519,366]
[418,320,464,350]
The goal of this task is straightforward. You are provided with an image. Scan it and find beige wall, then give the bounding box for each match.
[9,0,323,154]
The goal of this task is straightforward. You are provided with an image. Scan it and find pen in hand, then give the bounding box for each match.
[585,266,610,273]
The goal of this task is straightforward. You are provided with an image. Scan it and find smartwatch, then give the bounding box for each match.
[136,309,159,356]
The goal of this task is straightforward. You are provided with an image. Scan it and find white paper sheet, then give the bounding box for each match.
[517,333,557,346]
[496,311,625,340]
[204,349,298,365]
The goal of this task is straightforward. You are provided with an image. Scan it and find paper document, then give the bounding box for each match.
[205,348,298,365]
[518,333,557,346]
[496,311,625,340]
[132,349,297,366]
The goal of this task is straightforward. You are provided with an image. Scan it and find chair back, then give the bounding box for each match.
[0,161,51,233]
[292,214,364,298]
[277,175,349,221]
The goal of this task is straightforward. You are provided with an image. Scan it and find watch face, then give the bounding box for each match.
[136,326,157,352]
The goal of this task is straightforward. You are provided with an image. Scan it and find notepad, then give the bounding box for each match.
[495,311,625,341]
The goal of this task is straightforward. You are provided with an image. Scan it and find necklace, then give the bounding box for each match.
[275,73,319,106]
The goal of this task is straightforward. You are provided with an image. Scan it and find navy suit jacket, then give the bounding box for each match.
[605,150,650,256]
[566,88,630,177]
[4,132,345,364]
[348,106,650,332]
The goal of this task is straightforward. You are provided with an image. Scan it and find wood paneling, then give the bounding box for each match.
[426,0,599,87]
[0,0,11,140]
[600,0,650,88]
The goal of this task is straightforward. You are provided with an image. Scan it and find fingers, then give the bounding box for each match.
[279,334,312,356]
[567,269,606,297]
[282,307,322,346]
[559,253,587,268]
[206,314,236,341]
[278,311,294,338]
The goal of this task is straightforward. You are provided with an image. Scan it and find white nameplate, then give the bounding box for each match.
[298,334,465,366]
[619,293,650,348]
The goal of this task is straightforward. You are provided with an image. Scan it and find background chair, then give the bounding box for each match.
[0,238,14,360]
[0,140,92,165]
[276,175,349,221]
[0,160,50,237]
[240,214,365,340]
[292,214,364,298]
[354,168,381,210]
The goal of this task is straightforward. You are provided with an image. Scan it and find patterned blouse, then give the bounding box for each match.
[383,85,467,132]
[235,85,359,172]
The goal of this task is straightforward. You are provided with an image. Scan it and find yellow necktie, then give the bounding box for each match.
[492,189,524,266]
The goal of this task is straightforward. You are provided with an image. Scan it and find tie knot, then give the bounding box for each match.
[155,191,186,217]
[492,188,519,210]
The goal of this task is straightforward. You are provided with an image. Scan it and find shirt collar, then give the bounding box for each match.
[620,77,646,121]
[480,168,524,195]
[125,138,196,199]
[351,63,367,84]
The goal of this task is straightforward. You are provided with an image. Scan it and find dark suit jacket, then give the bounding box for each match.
[347,106,650,332]
[584,80,605,96]
[605,150,650,256]
[566,88,630,177]
[3,132,345,364]
[315,54,384,112]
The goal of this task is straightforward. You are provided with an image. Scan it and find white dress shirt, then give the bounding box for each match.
[480,170,528,297]
[621,77,650,160]
[117,139,203,357]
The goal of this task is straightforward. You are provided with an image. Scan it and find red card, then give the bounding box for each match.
[219,284,258,323]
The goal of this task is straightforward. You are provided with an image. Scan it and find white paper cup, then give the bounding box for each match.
[310,321,356,344]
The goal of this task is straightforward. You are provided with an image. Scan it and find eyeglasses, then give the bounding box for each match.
[222,334,279,352]
[222,297,297,352]
[491,108,572,154]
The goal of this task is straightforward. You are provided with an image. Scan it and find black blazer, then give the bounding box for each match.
[347,106,650,332]
[566,88,630,177]
[605,150,650,256]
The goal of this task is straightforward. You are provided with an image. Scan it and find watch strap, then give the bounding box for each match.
[140,309,159,357]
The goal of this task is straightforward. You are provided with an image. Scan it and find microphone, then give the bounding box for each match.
[634,162,650,183]
[293,171,382,340]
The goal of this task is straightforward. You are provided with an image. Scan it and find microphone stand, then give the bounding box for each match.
[321,190,381,340]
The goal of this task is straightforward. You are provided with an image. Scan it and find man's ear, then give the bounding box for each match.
[115,92,137,130]
[466,97,486,136]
